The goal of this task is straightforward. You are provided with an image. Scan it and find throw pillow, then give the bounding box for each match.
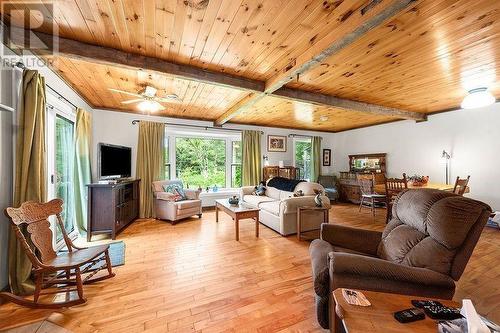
[253,183,266,196]
[163,183,187,201]
[173,187,187,200]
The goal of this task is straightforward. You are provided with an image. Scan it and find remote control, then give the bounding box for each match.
[394,308,426,323]
[411,300,444,308]
[411,299,463,320]
[422,305,463,320]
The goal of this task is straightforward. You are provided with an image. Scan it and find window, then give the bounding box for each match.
[164,136,170,179]
[294,139,312,181]
[175,137,226,189]
[231,141,242,187]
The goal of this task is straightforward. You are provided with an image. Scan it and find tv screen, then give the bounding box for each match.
[99,144,131,179]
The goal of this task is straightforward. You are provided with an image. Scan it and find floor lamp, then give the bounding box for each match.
[441,150,451,184]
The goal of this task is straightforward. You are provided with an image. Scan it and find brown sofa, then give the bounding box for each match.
[309,189,491,329]
[152,180,202,223]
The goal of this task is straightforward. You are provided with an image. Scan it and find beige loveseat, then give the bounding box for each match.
[152,180,202,223]
[240,181,330,235]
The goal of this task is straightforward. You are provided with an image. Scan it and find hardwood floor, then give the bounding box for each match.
[0,204,499,332]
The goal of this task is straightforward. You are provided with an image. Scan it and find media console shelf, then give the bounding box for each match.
[86,179,140,241]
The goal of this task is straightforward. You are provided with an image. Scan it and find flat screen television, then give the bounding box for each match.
[99,143,132,179]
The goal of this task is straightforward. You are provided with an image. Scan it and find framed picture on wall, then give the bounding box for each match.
[267,135,287,152]
[323,149,331,166]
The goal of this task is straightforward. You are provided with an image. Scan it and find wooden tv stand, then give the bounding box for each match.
[86,179,140,241]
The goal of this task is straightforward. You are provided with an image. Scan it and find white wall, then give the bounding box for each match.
[91,109,336,181]
[333,103,500,210]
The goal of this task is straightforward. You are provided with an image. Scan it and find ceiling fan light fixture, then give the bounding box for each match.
[138,100,162,112]
[461,87,495,109]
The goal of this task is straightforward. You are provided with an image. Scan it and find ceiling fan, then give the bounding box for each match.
[108,86,181,112]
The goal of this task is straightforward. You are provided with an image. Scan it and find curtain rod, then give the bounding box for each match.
[14,61,78,110]
[46,84,78,109]
[288,133,316,139]
[131,120,264,134]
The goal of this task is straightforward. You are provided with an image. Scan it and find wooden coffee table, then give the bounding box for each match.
[332,289,460,333]
[215,199,260,241]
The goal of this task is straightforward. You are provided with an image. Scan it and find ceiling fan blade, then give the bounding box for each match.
[121,99,144,104]
[108,88,143,98]
[155,97,182,103]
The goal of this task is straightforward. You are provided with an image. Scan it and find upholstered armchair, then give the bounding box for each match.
[309,189,491,329]
[317,175,339,202]
[152,180,202,223]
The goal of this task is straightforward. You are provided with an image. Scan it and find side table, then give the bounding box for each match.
[297,206,329,241]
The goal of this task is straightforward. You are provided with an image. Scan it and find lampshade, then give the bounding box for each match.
[461,88,495,109]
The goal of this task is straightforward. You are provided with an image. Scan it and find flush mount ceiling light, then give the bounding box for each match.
[461,87,495,109]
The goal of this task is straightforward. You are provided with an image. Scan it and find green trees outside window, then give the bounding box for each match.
[231,141,242,188]
[175,137,226,189]
[55,115,75,240]
[295,140,312,181]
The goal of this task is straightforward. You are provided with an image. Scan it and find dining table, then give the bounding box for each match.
[374,182,469,194]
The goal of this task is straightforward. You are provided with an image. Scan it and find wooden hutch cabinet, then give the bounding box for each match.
[263,166,299,181]
[339,153,386,204]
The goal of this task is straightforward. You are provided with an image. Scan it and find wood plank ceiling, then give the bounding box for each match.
[1,0,499,132]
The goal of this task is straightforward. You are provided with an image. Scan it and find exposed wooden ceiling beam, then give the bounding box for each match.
[7,24,424,124]
[214,93,259,126]
[273,87,426,121]
[214,0,418,126]
[8,27,265,92]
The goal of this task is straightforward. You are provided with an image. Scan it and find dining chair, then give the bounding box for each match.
[1,199,115,308]
[453,176,470,196]
[384,173,408,223]
[358,176,386,216]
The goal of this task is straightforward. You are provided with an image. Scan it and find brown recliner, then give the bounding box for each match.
[309,189,491,330]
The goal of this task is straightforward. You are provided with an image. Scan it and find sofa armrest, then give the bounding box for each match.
[155,192,177,201]
[309,239,334,297]
[185,189,200,200]
[321,224,382,256]
[329,252,455,289]
[281,195,331,214]
[240,186,255,197]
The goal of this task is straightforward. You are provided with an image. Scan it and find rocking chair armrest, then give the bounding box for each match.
[70,243,85,251]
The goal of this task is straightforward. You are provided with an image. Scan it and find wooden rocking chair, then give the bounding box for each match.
[1,199,115,308]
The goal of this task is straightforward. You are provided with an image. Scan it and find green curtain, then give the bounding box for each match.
[73,108,92,234]
[242,130,262,186]
[136,121,165,218]
[9,70,47,295]
[311,136,322,182]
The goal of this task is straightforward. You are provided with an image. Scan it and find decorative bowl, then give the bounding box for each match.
[228,196,239,205]
[409,175,429,187]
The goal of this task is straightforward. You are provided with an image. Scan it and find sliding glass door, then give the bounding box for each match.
[47,92,78,247]
[54,115,75,241]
